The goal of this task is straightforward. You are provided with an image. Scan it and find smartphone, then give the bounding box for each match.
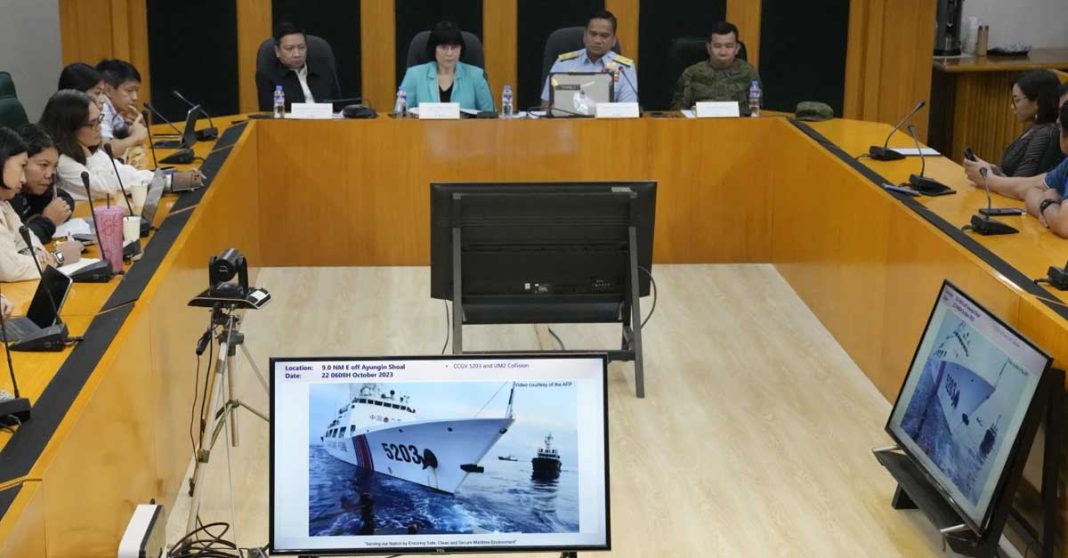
[963,147,977,162]
[979,207,1026,216]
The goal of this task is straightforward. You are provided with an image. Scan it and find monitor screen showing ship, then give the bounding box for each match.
[886,282,1050,532]
[271,355,609,555]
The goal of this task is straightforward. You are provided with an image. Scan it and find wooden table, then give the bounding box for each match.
[1,114,1067,556]
[930,48,1068,165]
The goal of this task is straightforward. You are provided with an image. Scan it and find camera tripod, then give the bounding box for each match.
[186,304,269,533]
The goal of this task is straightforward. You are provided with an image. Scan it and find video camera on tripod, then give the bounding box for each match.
[189,248,271,309]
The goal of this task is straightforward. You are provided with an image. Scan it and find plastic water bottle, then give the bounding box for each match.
[273,85,285,119]
[501,85,514,118]
[394,88,408,117]
[748,80,761,118]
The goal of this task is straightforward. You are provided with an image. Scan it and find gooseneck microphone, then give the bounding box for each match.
[905,124,954,196]
[144,101,183,138]
[967,167,1019,235]
[142,109,163,170]
[0,283,31,423]
[102,144,136,215]
[172,90,218,140]
[72,171,116,282]
[868,100,926,161]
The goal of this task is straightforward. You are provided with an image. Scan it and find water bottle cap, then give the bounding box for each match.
[751,80,759,85]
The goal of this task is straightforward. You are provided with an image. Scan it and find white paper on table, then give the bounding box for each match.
[416,103,461,120]
[287,103,334,119]
[58,258,101,276]
[594,102,640,119]
[695,101,741,118]
[890,147,940,157]
[53,218,92,239]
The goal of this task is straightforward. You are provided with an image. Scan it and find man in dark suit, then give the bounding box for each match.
[255,21,340,111]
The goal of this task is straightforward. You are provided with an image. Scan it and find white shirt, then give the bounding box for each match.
[101,97,125,140]
[296,65,315,103]
[0,201,45,282]
[56,149,154,202]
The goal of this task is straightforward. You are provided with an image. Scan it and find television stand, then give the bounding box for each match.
[874,367,1062,558]
[448,191,648,398]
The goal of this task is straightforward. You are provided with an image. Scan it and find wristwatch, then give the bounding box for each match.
[1039,199,1059,217]
[53,250,65,266]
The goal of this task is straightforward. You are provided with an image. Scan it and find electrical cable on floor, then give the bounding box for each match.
[547,327,566,351]
[639,266,658,328]
[440,300,450,355]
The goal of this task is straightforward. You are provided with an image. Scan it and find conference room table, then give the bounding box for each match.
[0,111,1065,556]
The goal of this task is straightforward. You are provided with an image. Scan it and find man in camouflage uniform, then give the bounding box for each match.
[671,21,761,111]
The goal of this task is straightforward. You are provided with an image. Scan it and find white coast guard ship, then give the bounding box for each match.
[320,383,514,494]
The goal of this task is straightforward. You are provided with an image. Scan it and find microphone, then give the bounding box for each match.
[0,284,31,423]
[905,124,954,196]
[172,90,218,140]
[868,100,926,161]
[72,171,116,282]
[142,109,163,170]
[144,101,183,140]
[967,167,1018,235]
[102,144,136,216]
[606,61,638,106]
[103,144,143,259]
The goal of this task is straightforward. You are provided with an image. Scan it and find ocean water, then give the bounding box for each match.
[308,445,580,536]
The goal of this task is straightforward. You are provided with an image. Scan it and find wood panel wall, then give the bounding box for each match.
[59,0,152,104]
[726,0,762,67]
[59,0,939,123]
[844,0,936,140]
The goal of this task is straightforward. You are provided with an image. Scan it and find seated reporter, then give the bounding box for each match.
[13,125,75,244]
[256,21,341,111]
[965,104,1068,237]
[39,90,201,203]
[399,21,494,112]
[964,70,1062,178]
[0,127,77,282]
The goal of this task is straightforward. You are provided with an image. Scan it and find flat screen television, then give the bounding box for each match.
[885,281,1052,533]
[429,181,656,324]
[270,354,610,555]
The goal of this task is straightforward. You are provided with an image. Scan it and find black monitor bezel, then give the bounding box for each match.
[884,280,1052,534]
[268,352,611,556]
[27,265,73,328]
[429,181,657,304]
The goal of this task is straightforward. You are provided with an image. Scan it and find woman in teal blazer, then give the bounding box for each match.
[399,21,494,112]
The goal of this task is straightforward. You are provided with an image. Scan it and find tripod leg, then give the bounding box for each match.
[188,340,230,533]
[226,351,239,446]
[239,342,269,395]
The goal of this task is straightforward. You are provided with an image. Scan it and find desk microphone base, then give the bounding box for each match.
[969,215,1018,236]
[908,174,955,196]
[869,146,906,161]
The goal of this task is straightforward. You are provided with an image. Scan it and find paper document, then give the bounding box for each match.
[891,147,940,157]
[53,218,92,239]
[58,258,101,276]
[681,110,696,119]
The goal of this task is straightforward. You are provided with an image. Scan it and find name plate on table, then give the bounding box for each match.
[695,101,741,118]
[594,102,640,119]
[418,103,461,120]
[289,102,334,119]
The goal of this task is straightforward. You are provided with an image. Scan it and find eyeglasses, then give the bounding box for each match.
[81,114,105,130]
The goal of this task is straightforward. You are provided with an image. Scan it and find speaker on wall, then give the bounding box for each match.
[147,0,239,122]
[273,0,363,101]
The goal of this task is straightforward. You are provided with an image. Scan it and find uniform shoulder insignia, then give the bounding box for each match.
[558,50,581,61]
[612,54,634,67]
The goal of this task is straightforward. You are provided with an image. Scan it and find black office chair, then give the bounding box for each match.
[405,30,485,69]
[540,27,623,90]
[256,34,340,94]
[0,72,29,130]
[1036,125,1066,175]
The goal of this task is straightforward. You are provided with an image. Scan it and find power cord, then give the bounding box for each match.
[167,520,267,558]
[440,300,450,355]
[639,266,658,328]
[547,327,566,351]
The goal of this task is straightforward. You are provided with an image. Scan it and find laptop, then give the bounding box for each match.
[1,266,72,349]
[153,105,200,149]
[548,72,614,117]
[139,170,167,236]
